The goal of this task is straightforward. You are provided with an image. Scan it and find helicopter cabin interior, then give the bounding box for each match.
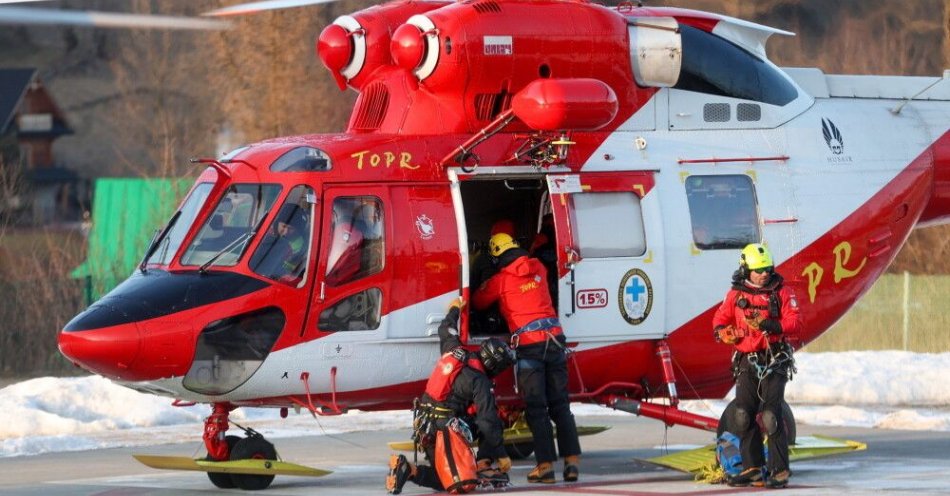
[458,175,553,337]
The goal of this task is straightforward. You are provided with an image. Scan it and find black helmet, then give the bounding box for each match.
[479,338,515,377]
[277,203,309,231]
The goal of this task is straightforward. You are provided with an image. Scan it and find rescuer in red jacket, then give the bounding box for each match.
[473,233,581,484]
[387,300,515,494]
[712,243,802,489]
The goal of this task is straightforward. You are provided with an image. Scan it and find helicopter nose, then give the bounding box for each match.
[60,314,198,382]
[58,319,142,380]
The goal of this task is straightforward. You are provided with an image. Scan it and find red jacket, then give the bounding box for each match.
[712,274,802,353]
[473,255,556,332]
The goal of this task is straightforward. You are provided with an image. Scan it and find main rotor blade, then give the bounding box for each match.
[203,0,337,17]
[0,7,230,30]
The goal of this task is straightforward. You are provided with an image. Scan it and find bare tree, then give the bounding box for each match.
[945,0,950,71]
[0,157,25,237]
[206,3,356,143]
[106,0,220,178]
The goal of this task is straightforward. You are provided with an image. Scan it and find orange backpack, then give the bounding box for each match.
[434,418,479,493]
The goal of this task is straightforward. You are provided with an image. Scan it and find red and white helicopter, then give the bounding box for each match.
[37,0,950,490]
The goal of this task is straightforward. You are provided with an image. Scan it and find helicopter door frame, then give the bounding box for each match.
[451,169,550,344]
[547,172,666,341]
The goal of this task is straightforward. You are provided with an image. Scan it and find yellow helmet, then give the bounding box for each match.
[741,243,773,271]
[489,233,518,257]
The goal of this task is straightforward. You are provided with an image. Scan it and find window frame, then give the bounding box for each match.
[571,191,647,259]
[685,174,761,251]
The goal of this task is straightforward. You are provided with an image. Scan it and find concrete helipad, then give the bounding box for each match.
[2,414,948,495]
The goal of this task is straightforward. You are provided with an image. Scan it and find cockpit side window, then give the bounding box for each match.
[180,184,282,268]
[249,185,315,285]
[686,175,760,250]
[318,288,382,332]
[325,197,385,287]
[674,25,798,106]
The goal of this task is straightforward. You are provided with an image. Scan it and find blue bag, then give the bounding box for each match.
[716,431,742,476]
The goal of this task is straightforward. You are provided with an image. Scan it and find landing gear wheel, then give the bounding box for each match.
[230,435,278,490]
[717,399,797,445]
[206,435,241,488]
[505,441,535,460]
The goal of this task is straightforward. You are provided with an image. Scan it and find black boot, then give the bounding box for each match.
[386,454,412,494]
[727,467,764,487]
[527,462,555,484]
[479,470,511,488]
[563,454,580,482]
[766,470,790,489]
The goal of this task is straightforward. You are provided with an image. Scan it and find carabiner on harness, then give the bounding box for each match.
[745,343,796,381]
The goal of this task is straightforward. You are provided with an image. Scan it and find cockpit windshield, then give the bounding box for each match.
[180,184,283,268]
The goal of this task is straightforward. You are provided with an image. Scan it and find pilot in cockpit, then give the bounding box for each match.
[249,203,309,283]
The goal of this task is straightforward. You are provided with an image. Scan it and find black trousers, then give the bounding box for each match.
[733,357,789,475]
[410,447,444,490]
[516,342,581,464]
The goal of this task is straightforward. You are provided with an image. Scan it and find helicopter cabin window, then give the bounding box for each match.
[270,146,332,172]
[673,25,798,106]
[249,185,315,285]
[180,184,282,268]
[182,307,285,395]
[573,192,646,258]
[325,197,384,286]
[686,175,760,250]
[318,288,382,332]
[145,182,214,266]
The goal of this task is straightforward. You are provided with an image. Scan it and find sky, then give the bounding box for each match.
[2,351,949,458]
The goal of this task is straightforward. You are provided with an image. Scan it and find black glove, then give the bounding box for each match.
[713,325,725,343]
[759,319,782,335]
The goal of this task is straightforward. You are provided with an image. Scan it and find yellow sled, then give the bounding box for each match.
[133,454,332,477]
[646,434,867,476]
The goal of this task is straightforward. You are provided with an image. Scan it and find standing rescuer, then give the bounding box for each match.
[473,233,581,484]
[712,243,802,489]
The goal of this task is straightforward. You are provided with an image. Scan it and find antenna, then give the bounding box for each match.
[891,70,950,115]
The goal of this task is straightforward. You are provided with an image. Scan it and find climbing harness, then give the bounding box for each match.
[745,342,796,381]
[510,317,562,349]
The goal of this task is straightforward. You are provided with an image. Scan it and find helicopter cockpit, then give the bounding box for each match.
[140,146,331,275]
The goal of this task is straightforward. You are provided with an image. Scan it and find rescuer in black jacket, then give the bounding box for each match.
[387,300,515,494]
